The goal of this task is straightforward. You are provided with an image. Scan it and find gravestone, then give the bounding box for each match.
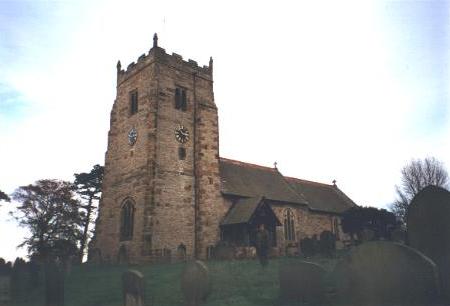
[407,185,450,302]
[118,245,129,264]
[180,260,211,306]
[45,261,64,306]
[213,244,234,260]
[332,241,440,306]
[122,270,145,306]
[177,244,187,262]
[0,276,10,306]
[279,261,327,304]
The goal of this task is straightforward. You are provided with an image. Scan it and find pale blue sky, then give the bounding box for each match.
[381,1,448,135]
[0,0,448,261]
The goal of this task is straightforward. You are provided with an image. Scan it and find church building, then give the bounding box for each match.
[92,34,357,263]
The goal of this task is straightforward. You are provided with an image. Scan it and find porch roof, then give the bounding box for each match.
[221,197,261,225]
[221,197,281,226]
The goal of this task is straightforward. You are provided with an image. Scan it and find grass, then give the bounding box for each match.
[12,255,343,306]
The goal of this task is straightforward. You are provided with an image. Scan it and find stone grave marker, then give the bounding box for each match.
[122,270,145,306]
[407,185,450,302]
[279,261,327,304]
[331,241,440,306]
[213,244,234,260]
[180,260,211,306]
[45,261,64,306]
[177,244,187,262]
[0,276,10,306]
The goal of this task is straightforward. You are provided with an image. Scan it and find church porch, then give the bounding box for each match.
[220,197,281,248]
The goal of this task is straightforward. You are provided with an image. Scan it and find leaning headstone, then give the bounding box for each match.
[407,185,450,302]
[0,276,11,306]
[332,241,440,306]
[180,260,211,306]
[45,261,64,306]
[122,270,145,306]
[279,261,327,304]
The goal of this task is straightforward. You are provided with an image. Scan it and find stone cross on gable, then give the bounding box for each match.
[274,162,278,169]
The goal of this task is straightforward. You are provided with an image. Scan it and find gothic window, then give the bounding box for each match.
[284,208,296,241]
[178,147,186,160]
[130,90,138,115]
[333,218,340,240]
[120,199,135,241]
[175,87,187,111]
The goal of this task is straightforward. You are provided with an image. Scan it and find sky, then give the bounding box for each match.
[0,0,448,261]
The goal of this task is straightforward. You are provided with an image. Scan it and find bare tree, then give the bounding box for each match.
[390,157,449,224]
[0,189,10,203]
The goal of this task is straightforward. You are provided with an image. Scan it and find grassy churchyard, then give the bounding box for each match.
[11,255,340,306]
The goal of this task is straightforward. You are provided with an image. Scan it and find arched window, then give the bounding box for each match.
[284,208,295,241]
[120,199,135,241]
[333,218,340,240]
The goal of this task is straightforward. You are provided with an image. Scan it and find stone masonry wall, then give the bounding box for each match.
[94,43,224,262]
[272,204,345,251]
[94,56,159,263]
[194,79,229,258]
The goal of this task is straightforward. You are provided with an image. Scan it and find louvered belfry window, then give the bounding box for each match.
[175,87,187,111]
[130,90,138,115]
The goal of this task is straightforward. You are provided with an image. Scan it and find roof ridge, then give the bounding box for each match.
[274,169,310,206]
[332,186,358,207]
[285,176,333,188]
[219,157,276,172]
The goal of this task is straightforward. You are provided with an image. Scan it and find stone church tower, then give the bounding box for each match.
[93,34,225,262]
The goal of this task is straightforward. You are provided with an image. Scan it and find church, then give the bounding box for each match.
[92,34,357,263]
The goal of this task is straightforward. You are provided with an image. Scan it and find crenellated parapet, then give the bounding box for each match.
[117,33,213,85]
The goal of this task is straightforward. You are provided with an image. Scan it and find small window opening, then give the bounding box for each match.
[178,147,186,160]
[130,90,138,115]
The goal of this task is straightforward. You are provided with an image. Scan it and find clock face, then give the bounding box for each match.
[175,125,189,143]
[128,127,137,145]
